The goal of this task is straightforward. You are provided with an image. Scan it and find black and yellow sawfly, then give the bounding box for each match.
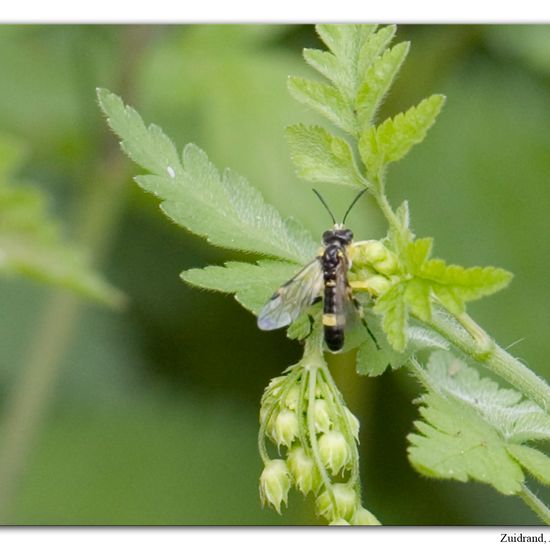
[257,189,369,352]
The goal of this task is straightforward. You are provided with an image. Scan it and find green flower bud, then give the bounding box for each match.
[374,254,398,276]
[343,407,360,442]
[362,240,388,265]
[313,399,332,433]
[270,408,299,447]
[262,376,286,401]
[364,275,391,296]
[287,446,319,495]
[284,385,300,411]
[316,483,357,522]
[352,506,381,525]
[329,518,350,525]
[259,459,291,513]
[318,430,352,475]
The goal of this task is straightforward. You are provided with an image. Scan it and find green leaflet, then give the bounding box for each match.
[408,352,550,494]
[507,445,550,486]
[355,41,410,131]
[373,283,407,352]
[408,393,525,495]
[286,124,363,188]
[181,260,301,315]
[312,24,377,102]
[97,88,317,265]
[359,95,446,177]
[374,236,512,351]
[0,134,122,307]
[287,76,356,136]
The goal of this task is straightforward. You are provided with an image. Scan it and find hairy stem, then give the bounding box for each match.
[424,307,550,412]
[518,484,550,525]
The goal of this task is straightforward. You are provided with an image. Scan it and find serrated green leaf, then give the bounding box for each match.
[373,282,407,351]
[405,237,433,272]
[356,41,410,130]
[420,261,513,314]
[419,351,550,443]
[356,335,391,376]
[313,24,377,102]
[357,25,397,78]
[359,94,446,176]
[287,77,356,136]
[316,24,377,65]
[507,444,550,485]
[403,278,432,322]
[408,351,550,495]
[286,124,362,188]
[287,312,312,341]
[98,89,317,264]
[97,87,181,176]
[181,260,300,314]
[408,393,525,494]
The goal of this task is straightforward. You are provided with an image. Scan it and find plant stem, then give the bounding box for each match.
[424,307,550,412]
[518,484,550,525]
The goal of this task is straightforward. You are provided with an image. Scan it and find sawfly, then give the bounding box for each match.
[257,188,369,352]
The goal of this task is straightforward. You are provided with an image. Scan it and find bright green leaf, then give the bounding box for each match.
[419,351,550,443]
[408,352,550,495]
[356,41,410,130]
[357,25,397,78]
[287,76,356,136]
[286,124,363,188]
[287,313,313,341]
[507,444,550,485]
[408,393,525,495]
[181,260,300,315]
[373,282,407,351]
[359,94,446,176]
[420,261,513,314]
[98,89,317,264]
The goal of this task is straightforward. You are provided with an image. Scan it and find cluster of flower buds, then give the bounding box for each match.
[258,363,380,525]
[347,239,400,297]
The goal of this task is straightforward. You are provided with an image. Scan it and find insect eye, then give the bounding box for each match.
[322,230,333,243]
[346,230,353,241]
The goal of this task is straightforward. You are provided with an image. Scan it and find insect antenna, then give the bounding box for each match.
[312,189,337,225]
[342,188,367,225]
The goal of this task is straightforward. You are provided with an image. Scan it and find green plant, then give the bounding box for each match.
[97,24,550,525]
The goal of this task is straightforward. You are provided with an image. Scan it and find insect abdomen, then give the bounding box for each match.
[322,253,345,352]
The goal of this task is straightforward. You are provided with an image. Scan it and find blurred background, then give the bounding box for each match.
[0,24,549,525]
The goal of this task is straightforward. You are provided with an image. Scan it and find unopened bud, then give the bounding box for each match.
[343,407,360,443]
[259,459,290,513]
[313,399,332,433]
[284,385,300,411]
[316,483,357,522]
[362,240,389,264]
[352,506,381,525]
[287,446,319,495]
[318,430,352,475]
[374,254,398,276]
[271,408,299,447]
[364,275,391,296]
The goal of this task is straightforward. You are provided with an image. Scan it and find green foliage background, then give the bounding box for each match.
[1,24,550,524]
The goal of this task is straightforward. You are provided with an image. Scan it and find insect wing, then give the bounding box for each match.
[257,259,323,331]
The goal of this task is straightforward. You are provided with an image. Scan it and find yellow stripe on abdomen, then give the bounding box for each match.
[322,313,337,327]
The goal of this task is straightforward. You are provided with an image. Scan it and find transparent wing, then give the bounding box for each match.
[257,258,324,331]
